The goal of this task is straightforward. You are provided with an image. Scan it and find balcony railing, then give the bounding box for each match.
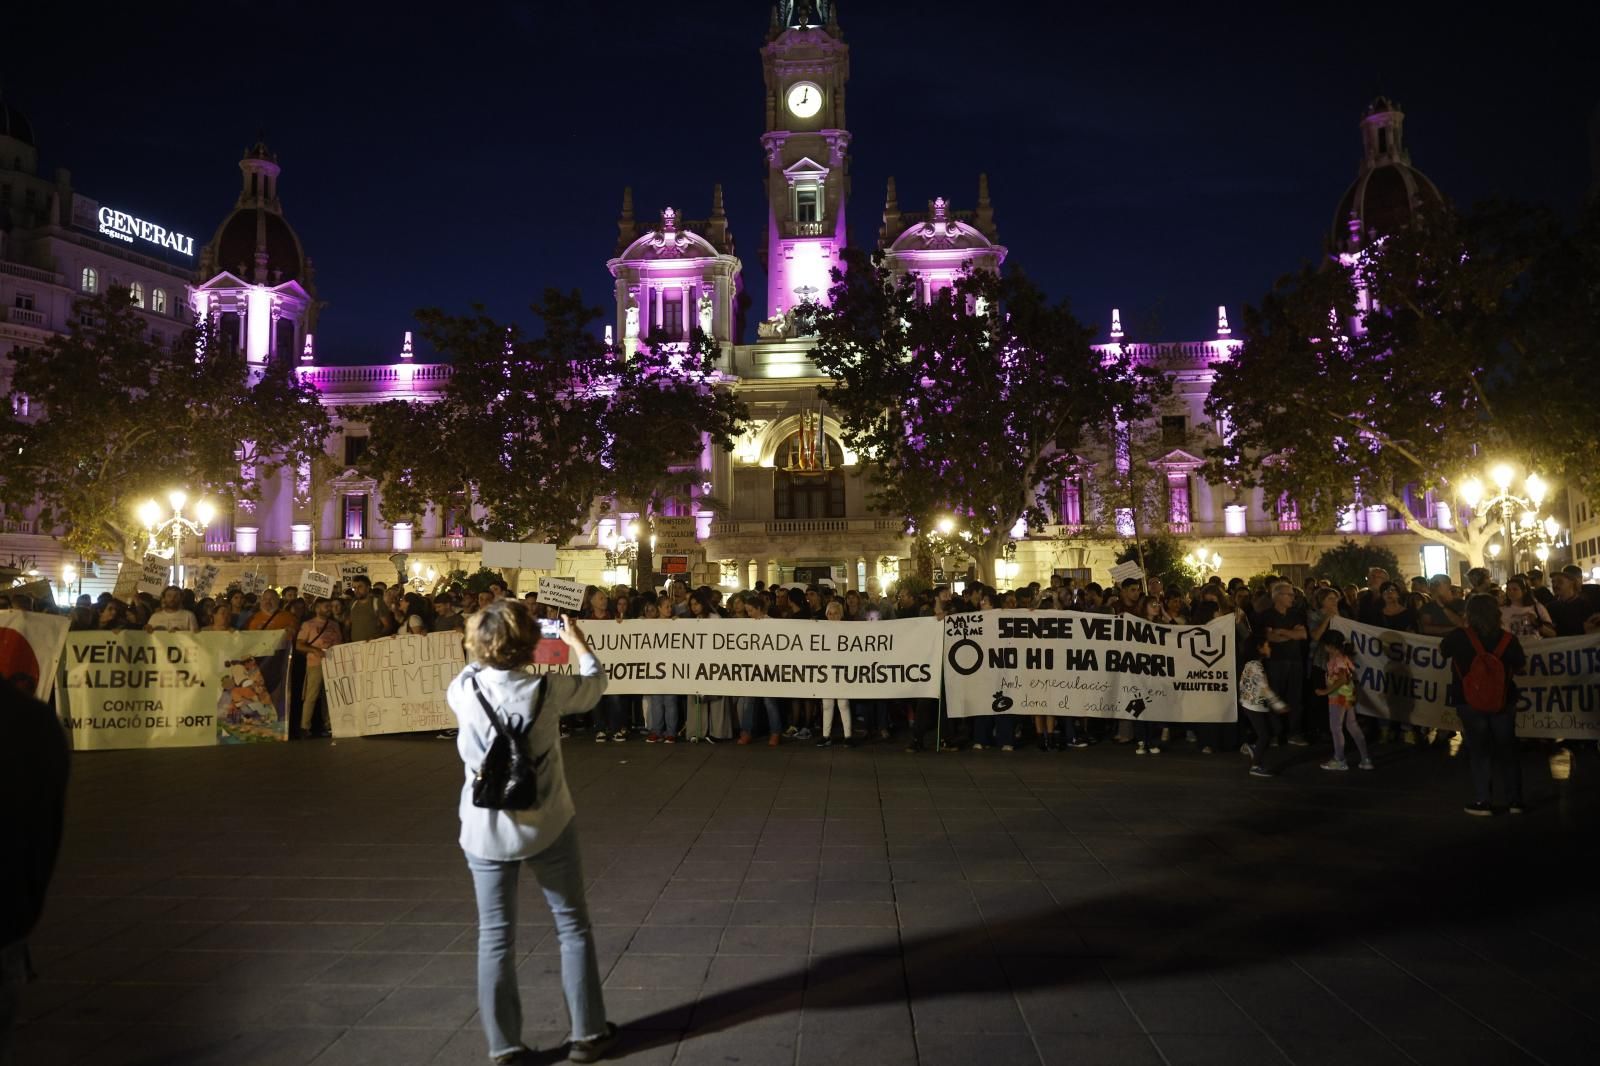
[3,306,46,327]
[709,518,905,537]
[297,364,453,387]
[1,517,37,534]
[0,261,62,286]
[782,220,828,237]
[203,540,236,553]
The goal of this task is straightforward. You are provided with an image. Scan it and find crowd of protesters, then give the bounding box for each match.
[4,559,1596,808]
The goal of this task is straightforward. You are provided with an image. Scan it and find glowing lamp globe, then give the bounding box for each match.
[1491,464,1514,493]
[137,499,162,528]
[1458,478,1484,509]
[168,489,188,511]
[194,500,216,527]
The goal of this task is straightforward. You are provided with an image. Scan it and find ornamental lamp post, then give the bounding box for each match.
[1454,463,1561,577]
[138,491,215,588]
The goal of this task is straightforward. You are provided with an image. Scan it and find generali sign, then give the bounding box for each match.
[96,206,195,257]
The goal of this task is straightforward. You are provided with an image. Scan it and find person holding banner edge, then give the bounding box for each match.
[1442,594,1527,816]
[445,602,619,1064]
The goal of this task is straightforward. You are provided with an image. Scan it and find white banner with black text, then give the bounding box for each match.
[942,610,1237,721]
[1330,618,1600,738]
[534,617,942,699]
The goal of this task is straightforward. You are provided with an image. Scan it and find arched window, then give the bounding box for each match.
[80,267,98,293]
[128,281,144,308]
[151,288,167,314]
[773,432,846,520]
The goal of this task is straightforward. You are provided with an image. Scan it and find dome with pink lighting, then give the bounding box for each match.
[1330,97,1445,254]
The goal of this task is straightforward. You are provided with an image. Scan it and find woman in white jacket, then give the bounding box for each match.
[446,601,618,1065]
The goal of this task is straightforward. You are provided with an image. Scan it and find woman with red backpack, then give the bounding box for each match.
[1441,593,1527,816]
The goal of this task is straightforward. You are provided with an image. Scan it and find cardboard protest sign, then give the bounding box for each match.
[194,564,221,597]
[1109,560,1145,584]
[537,576,587,612]
[299,570,336,600]
[338,563,370,584]
[653,516,698,553]
[324,632,467,737]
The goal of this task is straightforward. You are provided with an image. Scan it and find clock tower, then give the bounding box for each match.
[760,1,849,320]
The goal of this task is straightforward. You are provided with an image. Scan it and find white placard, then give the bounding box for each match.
[534,617,942,699]
[1109,560,1145,583]
[194,564,221,597]
[240,570,268,595]
[482,541,558,570]
[338,563,370,584]
[324,632,467,737]
[137,555,169,596]
[299,570,336,600]
[537,576,588,612]
[942,610,1236,721]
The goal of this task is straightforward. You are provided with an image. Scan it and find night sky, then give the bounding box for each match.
[9,2,1597,362]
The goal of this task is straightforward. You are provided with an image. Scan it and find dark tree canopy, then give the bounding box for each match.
[1204,201,1600,565]
[0,288,332,561]
[808,249,1166,571]
[356,289,744,553]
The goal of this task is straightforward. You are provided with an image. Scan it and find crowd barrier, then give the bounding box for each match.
[6,609,1596,750]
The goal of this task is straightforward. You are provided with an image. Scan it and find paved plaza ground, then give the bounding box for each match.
[10,728,1600,1066]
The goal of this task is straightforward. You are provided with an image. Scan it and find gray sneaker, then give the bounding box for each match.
[568,1022,619,1063]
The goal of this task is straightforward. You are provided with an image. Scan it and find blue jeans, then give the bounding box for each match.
[646,694,683,736]
[738,696,784,736]
[1456,705,1522,806]
[465,822,608,1056]
[973,714,1015,747]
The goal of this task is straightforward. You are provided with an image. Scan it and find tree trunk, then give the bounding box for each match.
[973,539,1001,587]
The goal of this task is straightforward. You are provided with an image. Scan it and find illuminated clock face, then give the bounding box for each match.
[786,82,823,119]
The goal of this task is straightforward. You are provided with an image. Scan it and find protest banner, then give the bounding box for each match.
[534,617,941,699]
[338,563,369,585]
[299,570,336,599]
[537,576,587,612]
[58,629,291,749]
[653,516,698,553]
[942,610,1236,721]
[1330,618,1600,738]
[0,609,70,701]
[138,555,169,596]
[194,564,221,597]
[323,631,466,737]
[481,541,558,570]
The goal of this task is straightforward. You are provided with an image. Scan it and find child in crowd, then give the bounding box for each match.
[1237,637,1290,777]
[1316,630,1373,771]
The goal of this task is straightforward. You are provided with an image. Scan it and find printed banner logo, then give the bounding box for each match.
[1176,626,1227,668]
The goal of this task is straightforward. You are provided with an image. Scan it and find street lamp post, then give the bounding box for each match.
[1184,548,1223,581]
[599,520,640,588]
[138,490,216,588]
[1455,464,1562,577]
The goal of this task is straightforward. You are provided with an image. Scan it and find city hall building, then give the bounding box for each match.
[1,6,1482,601]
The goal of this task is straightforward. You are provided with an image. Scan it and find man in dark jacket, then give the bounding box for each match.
[0,686,70,1063]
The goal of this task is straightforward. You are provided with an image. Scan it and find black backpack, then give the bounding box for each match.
[468,673,550,810]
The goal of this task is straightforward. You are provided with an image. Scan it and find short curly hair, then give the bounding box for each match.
[463,599,538,669]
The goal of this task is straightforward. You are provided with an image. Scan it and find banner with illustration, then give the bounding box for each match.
[0,609,70,702]
[535,617,942,700]
[323,631,466,737]
[58,629,292,749]
[942,610,1237,721]
[1330,618,1600,738]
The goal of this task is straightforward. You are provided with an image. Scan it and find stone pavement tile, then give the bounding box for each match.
[913,1031,1043,1066]
[811,923,902,956]
[815,878,896,902]
[815,899,899,927]
[892,860,968,882]
[355,986,480,1028]
[603,953,711,990]
[729,901,815,926]
[625,924,724,955]
[795,1024,917,1065]
[641,899,730,927]
[602,986,698,1031]
[909,990,1029,1034]
[719,925,813,956]
[206,950,349,986]
[354,923,469,953]
[688,987,805,1033]
[745,860,821,881]
[407,953,479,987]
[1268,1035,1415,1066]
[307,951,434,987]
[7,1020,128,1066]
[1390,1037,1543,1066]
[1148,1033,1290,1065]
[673,1025,798,1066]
[180,982,390,1028]
[738,878,819,903]
[1035,1034,1166,1066]
[309,1025,457,1066]
[704,953,808,993]
[85,1024,338,1066]
[1123,991,1257,1035]
[893,880,974,906]
[657,876,739,901]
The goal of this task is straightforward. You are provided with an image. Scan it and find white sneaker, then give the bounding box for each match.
[971,743,986,751]
[1358,758,1375,771]
[1135,742,1147,755]
[1320,759,1349,771]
